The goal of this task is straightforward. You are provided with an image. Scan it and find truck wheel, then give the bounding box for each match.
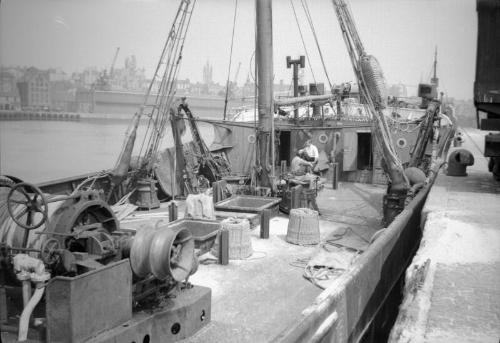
[491,157,500,181]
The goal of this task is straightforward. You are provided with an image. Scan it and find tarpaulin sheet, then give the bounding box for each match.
[210,124,255,176]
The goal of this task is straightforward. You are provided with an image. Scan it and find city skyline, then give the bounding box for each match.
[0,0,477,100]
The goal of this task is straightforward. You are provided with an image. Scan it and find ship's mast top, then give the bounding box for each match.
[256,0,274,130]
[431,46,439,87]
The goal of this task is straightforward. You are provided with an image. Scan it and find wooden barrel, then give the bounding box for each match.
[211,218,252,259]
[286,208,320,245]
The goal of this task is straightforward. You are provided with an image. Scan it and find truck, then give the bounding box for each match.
[475,0,500,180]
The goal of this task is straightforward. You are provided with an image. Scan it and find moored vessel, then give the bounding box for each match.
[0,1,456,342]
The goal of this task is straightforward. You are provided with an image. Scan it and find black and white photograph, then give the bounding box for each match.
[0,0,498,342]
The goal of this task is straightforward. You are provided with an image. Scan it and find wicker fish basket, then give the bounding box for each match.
[286,208,320,245]
[211,218,253,259]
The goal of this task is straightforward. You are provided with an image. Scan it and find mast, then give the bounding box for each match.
[255,0,274,188]
[431,46,439,87]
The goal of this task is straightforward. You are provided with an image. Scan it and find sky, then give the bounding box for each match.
[0,0,477,100]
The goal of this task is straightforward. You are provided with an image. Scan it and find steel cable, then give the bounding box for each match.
[223,0,239,120]
[300,0,334,92]
[290,0,317,84]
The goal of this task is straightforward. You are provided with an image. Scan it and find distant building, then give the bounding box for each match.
[108,55,147,91]
[176,78,191,94]
[82,55,148,92]
[72,88,93,113]
[17,67,51,110]
[190,82,205,96]
[50,80,75,111]
[48,68,69,82]
[241,76,255,99]
[388,83,408,98]
[203,61,213,85]
[0,70,21,110]
[73,67,100,89]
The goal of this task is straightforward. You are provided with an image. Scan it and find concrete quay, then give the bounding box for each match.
[390,127,500,343]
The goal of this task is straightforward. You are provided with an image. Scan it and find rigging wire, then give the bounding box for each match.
[223,0,239,120]
[113,0,179,172]
[136,2,190,163]
[154,1,197,157]
[289,0,317,84]
[136,17,180,163]
[136,0,197,177]
[300,0,334,92]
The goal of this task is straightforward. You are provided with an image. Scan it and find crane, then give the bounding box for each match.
[95,47,120,91]
[331,0,410,223]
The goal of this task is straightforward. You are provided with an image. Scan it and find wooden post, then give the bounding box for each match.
[291,184,303,210]
[218,229,229,265]
[260,209,272,239]
[168,202,178,222]
[280,160,287,177]
[0,286,7,323]
[332,162,339,189]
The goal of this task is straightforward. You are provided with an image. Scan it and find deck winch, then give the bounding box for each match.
[0,182,210,342]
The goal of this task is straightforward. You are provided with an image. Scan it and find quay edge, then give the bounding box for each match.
[389,127,500,342]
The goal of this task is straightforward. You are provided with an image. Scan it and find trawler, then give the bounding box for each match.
[0,0,455,342]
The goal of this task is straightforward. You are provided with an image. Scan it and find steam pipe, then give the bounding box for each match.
[18,285,45,342]
[21,279,31,308]
[13,255,50,341]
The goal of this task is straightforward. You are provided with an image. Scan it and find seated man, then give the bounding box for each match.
[290,150,320,190]
[299,139,319,171]
[289,152,321,214]
[290,151,313,176]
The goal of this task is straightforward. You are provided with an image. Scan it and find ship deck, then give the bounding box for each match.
[120,181,386,342]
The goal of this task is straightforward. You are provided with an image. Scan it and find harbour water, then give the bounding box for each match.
[0,118,215,184]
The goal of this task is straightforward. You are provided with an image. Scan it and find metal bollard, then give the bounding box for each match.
[0,286,7,323]
[291,184,302,210]
[168,201,178,222]
[218,229,229,265]
[331,162,339,189]
[260,209,272,239]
